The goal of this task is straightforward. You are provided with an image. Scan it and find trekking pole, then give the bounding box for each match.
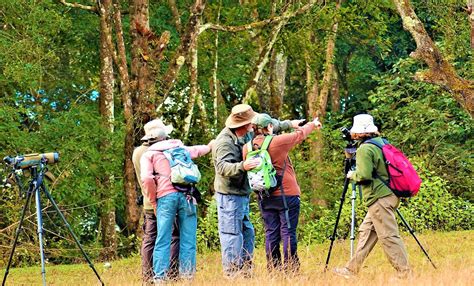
[324,158,352,271]
[396,209,437,269]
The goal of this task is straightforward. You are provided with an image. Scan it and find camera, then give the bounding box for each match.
[3,152,60,169]
[340,127,357,159]
[340,127,352,142]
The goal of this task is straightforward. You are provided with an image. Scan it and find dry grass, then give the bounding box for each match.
[3,230,473,285]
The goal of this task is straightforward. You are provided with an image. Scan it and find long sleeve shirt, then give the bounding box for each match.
[243,122,316,196]
[353,137,393,207]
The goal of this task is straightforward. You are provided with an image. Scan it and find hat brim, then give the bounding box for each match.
[141,125,174,141]
[224,110,256,129]
[225,117,253,129]
[350,126,378,134]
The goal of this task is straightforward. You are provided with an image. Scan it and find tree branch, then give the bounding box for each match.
[393,0,474,116]
[199,0,319,34]
[58,0,98,13]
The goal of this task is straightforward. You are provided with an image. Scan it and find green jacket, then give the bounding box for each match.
[353,137,393,207]
[212,120,292,196]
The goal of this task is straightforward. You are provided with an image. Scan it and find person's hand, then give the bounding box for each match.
[313,117,322,129]
[243,157,261,171]
[207,139,216,149]
[346,170,355,179]
[291,119,306,128]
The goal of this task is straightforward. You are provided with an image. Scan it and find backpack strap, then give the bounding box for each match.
[162,149,177,167]
[246,140,253,154]
[260,135,273,151]
[364,138,386,149]
[279,158,291,229]
[363,138,391,188]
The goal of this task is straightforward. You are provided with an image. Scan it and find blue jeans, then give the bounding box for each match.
[216,193,255,274]
[153,192,197,280]
[259,195,300,271]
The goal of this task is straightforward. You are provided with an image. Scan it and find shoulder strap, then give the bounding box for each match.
[246,140,253,153]
[365,138,382,149]
[260,135,273,151]
[279,158,291,229]
[364,138,390,187]
[162,149,176,166]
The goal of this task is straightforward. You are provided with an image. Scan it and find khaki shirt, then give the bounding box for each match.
[132,144,154,211]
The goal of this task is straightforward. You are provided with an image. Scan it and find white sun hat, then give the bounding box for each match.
[350,114,378,134]
[141,119,174,141]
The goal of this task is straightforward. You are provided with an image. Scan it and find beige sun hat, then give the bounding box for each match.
[350,114,378,134]
[141,119,174,141]
[225,104,257,129]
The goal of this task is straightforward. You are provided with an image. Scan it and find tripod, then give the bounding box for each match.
[324,151,437,271]
[324,152,354,271]
[2,160,104,286]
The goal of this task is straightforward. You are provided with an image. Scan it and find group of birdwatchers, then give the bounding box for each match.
[132,104,412,284]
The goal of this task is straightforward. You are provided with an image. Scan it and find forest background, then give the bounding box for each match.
[0,0,472,266]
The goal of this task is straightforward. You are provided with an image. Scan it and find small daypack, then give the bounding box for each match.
[162,147,201,186]
[365,138,422,197]
[246,136,279,195]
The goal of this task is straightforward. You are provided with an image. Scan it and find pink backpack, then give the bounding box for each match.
[365,138,422,197]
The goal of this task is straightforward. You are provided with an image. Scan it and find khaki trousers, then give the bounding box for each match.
[346,194,410,274]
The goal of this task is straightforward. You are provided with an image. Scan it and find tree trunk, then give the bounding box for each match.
[211,8,221,131]
[305,52,319,119]
[130,0,156,129]
[183,34,199,140]
[317,3,340,120]
[98,0,117,260]
[112,0,140,235]
[244,17,288,104]
[331,69,340,112]
[159,0,206,103]
[269,51,287,117]
[468,0,474,49]
[393,0,474,117]
[168,0,182,32]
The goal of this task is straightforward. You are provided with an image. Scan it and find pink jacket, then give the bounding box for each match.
[140,139,211,209]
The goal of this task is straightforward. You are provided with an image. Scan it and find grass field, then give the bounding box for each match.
[2,230,473,285]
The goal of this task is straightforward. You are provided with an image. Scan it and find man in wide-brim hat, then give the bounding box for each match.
[212,104,299,278]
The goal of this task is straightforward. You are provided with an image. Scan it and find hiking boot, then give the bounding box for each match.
[397,269,413,279]
[333,267,356,279]
[152,278,166,285]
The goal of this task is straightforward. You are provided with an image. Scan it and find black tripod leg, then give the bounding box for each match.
[324,176,350,271]
[41,185,105,285]
[396,209,437,269]
[2,188,34,286]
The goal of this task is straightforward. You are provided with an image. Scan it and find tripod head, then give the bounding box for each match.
[340,127,357,172]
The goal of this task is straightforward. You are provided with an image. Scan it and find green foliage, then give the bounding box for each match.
[196,198,220,252]
[398,159,473,231]
[368,58,473,200]
[1,0,473,266]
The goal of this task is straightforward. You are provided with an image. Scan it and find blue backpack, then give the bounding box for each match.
[162,147,201,185]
